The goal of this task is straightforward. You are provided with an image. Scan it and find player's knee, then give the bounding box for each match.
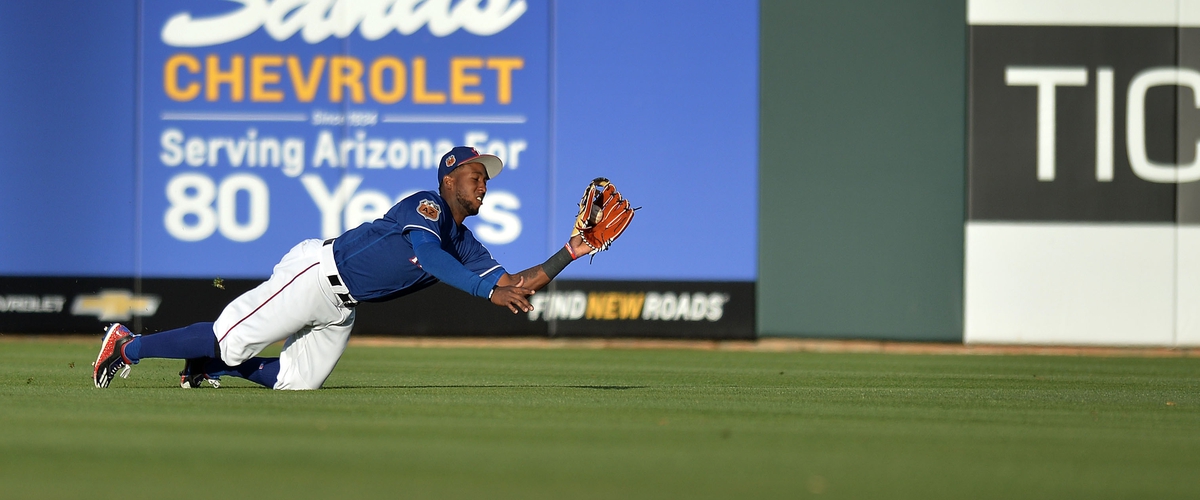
[218,345,252,367]
[274,380,322,390]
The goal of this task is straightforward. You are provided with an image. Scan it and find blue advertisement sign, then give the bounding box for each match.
[141,0,549,278]
[1,0,758,284]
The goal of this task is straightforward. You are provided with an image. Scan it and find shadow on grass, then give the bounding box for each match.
[322,384,649,390]
[105,384,649,391]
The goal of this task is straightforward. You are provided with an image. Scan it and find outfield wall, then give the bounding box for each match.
[0,1,757,338]
[760,0,1200,346]
[966,0,1200,346]
[13,1,1197,345]
[758,0,967,341]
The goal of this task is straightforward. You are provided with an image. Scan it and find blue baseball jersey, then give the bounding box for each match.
[331,191,506,302]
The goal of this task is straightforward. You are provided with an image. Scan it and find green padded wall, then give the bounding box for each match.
[758,0,966,340]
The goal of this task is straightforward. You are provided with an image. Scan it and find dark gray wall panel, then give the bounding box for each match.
[759,0,966,340]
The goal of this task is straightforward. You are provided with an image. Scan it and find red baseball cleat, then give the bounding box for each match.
[92,323,135,388]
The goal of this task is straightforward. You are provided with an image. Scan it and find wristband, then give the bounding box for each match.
[541,245,575,280]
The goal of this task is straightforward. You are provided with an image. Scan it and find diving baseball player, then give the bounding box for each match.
[92,146,636,390]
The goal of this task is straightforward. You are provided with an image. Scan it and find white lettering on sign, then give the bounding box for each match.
[299,173,523,243]
[0,295,65,313]
[161,0,528,47]
[301,173,363,239]
[1007,64,1200,184]
[527,292,587,321]
[474,191,521,244]
[464,130,526,169]
[1004,66,1088,182]
[526,291,730,322]
[642,292,728,322]
[1126,67,1200,183]
[165,173,270,242]
[161,128,306,177]
[1095,67,1114,182]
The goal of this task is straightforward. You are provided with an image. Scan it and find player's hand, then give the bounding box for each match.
[567,234,592,260]
[490,276,535,314]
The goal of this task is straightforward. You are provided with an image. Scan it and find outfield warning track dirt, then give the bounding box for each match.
[6,334,1193,358]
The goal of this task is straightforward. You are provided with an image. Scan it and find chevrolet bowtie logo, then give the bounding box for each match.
[71,290,161,321]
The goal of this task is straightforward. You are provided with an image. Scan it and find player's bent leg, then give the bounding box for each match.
[182,356,280,388]
[125,322,218,364]
[179,357,221,389]
[213,239,334,366]
[95,322,220,388]
[274,310,355,390]
[241,357,281,388]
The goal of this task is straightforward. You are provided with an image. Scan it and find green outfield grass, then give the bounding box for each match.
[1,338,1199,499]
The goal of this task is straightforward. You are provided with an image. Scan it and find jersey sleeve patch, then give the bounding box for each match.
[417,199,441,222]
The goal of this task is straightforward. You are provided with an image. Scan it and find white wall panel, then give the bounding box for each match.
[969,0,1200,26]
[1175,227,1200,346]
[965,222,1176,345]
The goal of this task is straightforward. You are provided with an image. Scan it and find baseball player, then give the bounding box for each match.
[92,146,635,390]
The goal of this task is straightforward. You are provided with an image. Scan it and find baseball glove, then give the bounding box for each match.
[572,177,636,254]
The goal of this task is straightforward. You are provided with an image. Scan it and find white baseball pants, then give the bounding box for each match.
[212,238,356,390]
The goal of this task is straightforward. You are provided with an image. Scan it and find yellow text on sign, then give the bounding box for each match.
[585,292,646,320]
[163,54,524,105]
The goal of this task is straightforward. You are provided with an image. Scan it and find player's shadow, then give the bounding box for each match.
[322,384,648,390]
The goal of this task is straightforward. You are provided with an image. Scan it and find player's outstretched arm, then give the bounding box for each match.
[409,232,536,313]
[495,234,592,292]
[489,275,535,314]
[492,177,636,312]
